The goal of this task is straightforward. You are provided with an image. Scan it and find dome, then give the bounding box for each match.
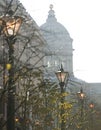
[40,5,73,74]
[40,4,73,52]
[41,13,69,36]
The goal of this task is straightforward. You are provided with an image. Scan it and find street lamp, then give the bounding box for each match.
[89,102,94,130]
[77,87,85,130]
[77,87,85,100]
[55,64,69,130]
[0,14,22,130]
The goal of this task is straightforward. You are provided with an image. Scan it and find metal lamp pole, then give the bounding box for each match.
[89,102,94,130]
[0,15,22,130]
[77,87,85,130]
[55,65,69,130]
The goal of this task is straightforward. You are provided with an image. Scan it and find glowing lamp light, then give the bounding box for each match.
[55,64,68,83]
[0,16,22,37]
[89,103,94,108]
[77,87,85,99]
[15,117,19,122]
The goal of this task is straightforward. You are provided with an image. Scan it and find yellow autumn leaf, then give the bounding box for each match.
[6,63,12,70]
[62,92,69,97]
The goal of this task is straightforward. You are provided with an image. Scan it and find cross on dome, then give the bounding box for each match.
[49,4,53,10]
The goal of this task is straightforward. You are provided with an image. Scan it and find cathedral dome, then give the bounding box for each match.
[40,4,73,74]
[40,4,73,52]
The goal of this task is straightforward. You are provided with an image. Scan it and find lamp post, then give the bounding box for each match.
[89,102,94,130]
[0,14,22,130]
[55,65,69,130]
[77,87,85,130]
